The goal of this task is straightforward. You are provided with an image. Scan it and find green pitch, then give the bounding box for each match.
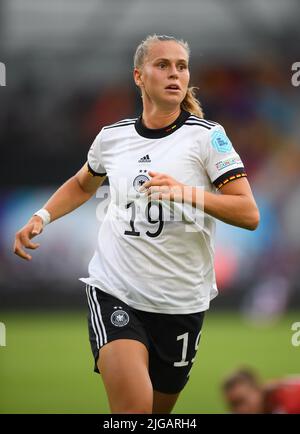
[0,311,299,413]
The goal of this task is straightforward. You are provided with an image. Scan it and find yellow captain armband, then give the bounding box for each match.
[216,172,247,190]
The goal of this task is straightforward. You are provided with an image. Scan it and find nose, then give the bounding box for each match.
[168,63,179,78]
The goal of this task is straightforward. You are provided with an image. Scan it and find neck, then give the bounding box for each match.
[141,105,182,129]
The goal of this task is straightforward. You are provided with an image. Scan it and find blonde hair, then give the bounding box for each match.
[133,34,204,118]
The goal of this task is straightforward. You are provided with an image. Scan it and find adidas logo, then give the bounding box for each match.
[138,154,151,163]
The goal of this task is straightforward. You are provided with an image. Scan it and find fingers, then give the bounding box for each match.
[146,186,173,202]
[30,220,43,237]
[13,238,33,261]
[139,171,170,192]
[148,171,167,181]
[148,170,160,177]
[139,170,184,203]
[20,231,41,249]
[140,177,166,191]
[145,185,184,203]
[13,221,42,261]
[146,186,170,195]
[24,239,40,249]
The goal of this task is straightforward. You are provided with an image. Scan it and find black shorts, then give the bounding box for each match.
[86,284,205,394]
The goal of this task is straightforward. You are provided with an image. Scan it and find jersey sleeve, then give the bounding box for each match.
[87,129,107,177]
[204,124,247,189]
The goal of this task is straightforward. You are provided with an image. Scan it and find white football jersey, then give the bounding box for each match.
[80,110,246,314]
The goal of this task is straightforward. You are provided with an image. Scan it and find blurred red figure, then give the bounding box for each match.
[265,377,300,414]
[222,368,300,414]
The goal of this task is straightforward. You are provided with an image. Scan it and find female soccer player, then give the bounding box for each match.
[14,34,259,414]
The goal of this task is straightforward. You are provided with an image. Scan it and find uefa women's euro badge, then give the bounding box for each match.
[211,130,233,153]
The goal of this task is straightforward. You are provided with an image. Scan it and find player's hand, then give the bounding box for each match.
[139,171,186,203]
[13,216,44,261]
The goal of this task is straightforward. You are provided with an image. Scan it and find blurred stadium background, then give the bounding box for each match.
[0,0,300,413]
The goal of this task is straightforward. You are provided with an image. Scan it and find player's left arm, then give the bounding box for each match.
[200,177,260,230]
[141,171,259,231]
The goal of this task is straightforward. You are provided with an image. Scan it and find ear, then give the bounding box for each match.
[133,67,143,87]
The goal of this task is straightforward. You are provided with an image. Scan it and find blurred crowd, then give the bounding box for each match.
[197,60,300,318]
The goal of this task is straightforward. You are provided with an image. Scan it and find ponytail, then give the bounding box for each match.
[181,86,204,118]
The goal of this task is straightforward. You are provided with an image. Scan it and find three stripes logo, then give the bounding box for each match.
[138,154,151,163]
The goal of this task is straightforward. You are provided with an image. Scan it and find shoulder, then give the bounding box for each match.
[184,115,226,144]
[102,117,138,131]
[96,117,138,143]
[91,117,138,149]
[184,114,221,131]
[184,115,227,148]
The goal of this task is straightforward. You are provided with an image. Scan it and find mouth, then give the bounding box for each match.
[165,84,181,92]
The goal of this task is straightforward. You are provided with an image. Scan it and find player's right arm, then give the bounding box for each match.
[13,162,107,261]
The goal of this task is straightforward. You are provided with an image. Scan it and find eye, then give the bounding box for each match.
[158,62,166,69]
[178,64,187,70]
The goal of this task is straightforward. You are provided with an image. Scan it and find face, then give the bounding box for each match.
[224,383,264,414]
[134,40,190,109]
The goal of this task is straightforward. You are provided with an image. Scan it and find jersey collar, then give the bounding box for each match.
[135,109,191,139]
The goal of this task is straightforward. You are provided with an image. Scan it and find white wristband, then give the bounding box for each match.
[33,208,51,227]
